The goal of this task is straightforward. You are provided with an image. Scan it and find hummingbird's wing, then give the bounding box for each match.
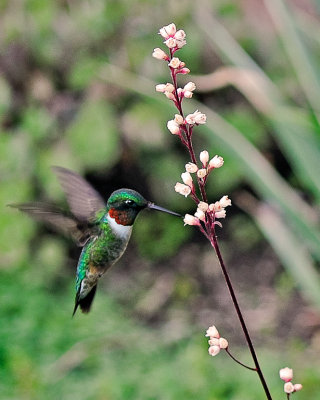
[52,166,106,222]
[9,202,94,246]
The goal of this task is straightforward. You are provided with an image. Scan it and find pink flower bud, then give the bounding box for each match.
[208,155,224,169]
[219,337,229,349]
[200,150,209,167]
[174,29,186,41]
[152,48,169,60]
[215,209,226,219]
[183,90,193,99]
[208,337,220,346]
[279,368,293,382]
[168,57,181,69]
[219,195,231,208]
[197,168,207,178]
[205,325,220,338]
[185,113,196,125]
[183,82,196,92]
[165,37,177,49]
[178,68,190,74]
[193,111,207,124]
[208,345,220,356]
[183,214,200,226]
[167,120,180,135]
[195,209,206,222]
[165,91,176,100]
[159,23,176,39]
[185,162,198,173]
[174,182,191,197]
[197,201,209,212]
[284,382,295,394]
[174,114,184,125]
[293,384,303,392]
[181,172,193,187]
[209,202,222,212]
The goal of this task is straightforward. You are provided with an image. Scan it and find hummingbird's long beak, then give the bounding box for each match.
[147,202,181,217]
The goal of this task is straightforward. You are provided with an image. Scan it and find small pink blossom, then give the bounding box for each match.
[219,195,232,208]
[193,111,207,124]
[205,325,220,338]
[208,337,220,346]
[174,29,187,48]
[155,83,174,93]
[279,367,293,382]
[208,345,220,356]
[165,91,176,100]
[174,114,184,125]
[181,172,193,187]
[195,209,206,222]
[185,162,198,173]
[183,82,196,92]
[219,338,229,349]
[165,37,177,49]
[167,120,180,135]
[293,384,303,392]
[159,23,176,39]
[208,155,224,169]
[185,113,196,124]
[178,68,190,74]
[197,168,207,178]
[284,382,295,394]
[183,90,193,99]
[215,209,226,219]
[175,182,191,197]
[183,214,200,226]
[152,48,169,60]
[199,150,209,167]
[168,57,182,69]
[197,201,209,212]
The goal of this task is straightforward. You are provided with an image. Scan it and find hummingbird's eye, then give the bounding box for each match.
[125,199,135,206]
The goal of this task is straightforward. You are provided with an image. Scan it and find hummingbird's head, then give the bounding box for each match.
[107,189,181,226]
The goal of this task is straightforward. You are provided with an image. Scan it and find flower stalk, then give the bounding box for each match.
[153,22,277,400]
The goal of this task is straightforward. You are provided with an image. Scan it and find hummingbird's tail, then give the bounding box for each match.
[72,284,97,316]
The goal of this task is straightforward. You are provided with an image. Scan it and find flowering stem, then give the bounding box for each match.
[212,237,273,400]
[225,348,256,371]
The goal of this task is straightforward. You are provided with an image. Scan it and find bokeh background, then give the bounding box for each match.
[1,0,320,398]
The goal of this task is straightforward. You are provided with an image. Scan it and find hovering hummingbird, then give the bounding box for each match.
[10,167,181,315]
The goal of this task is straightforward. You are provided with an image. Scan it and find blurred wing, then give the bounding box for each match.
[9,202,93,246]
[52,166,106,221]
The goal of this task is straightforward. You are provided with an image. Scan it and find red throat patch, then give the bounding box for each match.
[108,209,132,226]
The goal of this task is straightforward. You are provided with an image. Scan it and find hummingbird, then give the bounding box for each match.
[10,167,181,315]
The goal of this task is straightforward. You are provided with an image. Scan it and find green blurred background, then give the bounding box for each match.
[1,0,320,398]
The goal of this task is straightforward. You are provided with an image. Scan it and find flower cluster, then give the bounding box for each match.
[205,325,228,357]
[279,368,302,395]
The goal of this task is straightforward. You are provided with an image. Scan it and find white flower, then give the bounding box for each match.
[219,195,231,208]
[284,382,295,394]
[174,29,186,41]
[197,201,209,212]
[159,23,176,39]
[193,111,207,124]
[174,182,191,197]
[174,114,184,125]
[183,82,196,92]
[219,338,229,349]
[279,367,293,382]
[208,337,220,346]
[195,209,205,222]
[165,37,177,49]
[183,90,193,99]
[183,214,200,226]
[215,209,226,219]
[178,68,190,74]
[168,57,181,69]
[208,155,224,169]
[199,150,209,167]
[185,113,196,124]
[152,48,168,60]
[185,162,198,173]
[181,172,193,187]
[208,345,220,356]
[293,384,303,392]
[167,120,180,135]
[164,91,176,100]
[205,325,220,338]
[197,168,207,178]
